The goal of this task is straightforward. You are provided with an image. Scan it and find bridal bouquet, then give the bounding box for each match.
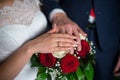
[31,34,96,80]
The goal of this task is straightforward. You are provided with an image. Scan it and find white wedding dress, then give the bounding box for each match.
[0,0,47,80]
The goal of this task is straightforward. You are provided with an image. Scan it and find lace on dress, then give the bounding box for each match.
[0,0,40,27]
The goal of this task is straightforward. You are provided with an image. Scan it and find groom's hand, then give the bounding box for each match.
[52,13,87,52]
[114,55,120,77]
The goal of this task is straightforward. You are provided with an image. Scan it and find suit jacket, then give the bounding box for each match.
[42,0,120,80]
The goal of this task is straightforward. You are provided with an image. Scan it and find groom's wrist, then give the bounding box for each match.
[49,8,66,22]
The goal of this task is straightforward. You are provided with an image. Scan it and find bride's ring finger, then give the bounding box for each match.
[57,42,77,47]
[57,41,59,47]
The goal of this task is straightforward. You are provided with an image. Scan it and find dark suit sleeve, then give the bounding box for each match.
[41,0,62,19]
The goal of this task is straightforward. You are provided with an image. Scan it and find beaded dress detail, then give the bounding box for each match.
[0,0,40,27]
[0,0,47,80]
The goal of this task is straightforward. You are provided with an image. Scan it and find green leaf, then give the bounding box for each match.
[47,74,52,80]
[66,73,77,80]
[114,77,120,80]
[84,63,94,80]
[76,67,85,80]
[38,65,46,73]
[31,54,40,67]
[36,73,48,80]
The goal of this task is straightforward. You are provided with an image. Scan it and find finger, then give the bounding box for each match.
[60,26,66,33]
[73,27,80,37]
[58,42,78,48]
[53,40,77,48]
[48,26,57,33]
[53,33,77,39]
[78,27,87,37]
[77,41,81,51]
[114,73,120,77]
[65,25,73,35]
[72,28,81,51]
[114,65,120,72]
[69,48,74,54]
[54,37,78,45]
[52,24,59,33]
[114,60,120,72]
[53,46,72,52]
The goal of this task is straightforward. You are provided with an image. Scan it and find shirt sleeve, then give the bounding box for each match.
[49,8,66,22]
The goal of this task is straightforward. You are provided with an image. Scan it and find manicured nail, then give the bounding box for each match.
[73,44,78,47]
[72,36,77,39]
[75,42,79,44]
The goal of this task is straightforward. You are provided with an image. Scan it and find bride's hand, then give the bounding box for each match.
[25,27,78,54]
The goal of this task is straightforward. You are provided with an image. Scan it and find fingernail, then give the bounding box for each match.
[73,44,78,47]
[72,36,77,39]
[74,47,77,50]
[75,42,79,44]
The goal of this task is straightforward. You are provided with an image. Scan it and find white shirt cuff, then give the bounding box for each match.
[88,15,95,23]
[49,8,66,22]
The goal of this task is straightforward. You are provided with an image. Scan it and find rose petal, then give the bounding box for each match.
[60,54,80,73]
[38,53,57,67]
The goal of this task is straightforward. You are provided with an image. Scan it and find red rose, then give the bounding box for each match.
[77,40,90,57]
[38,53,57,67]
[60,54,80,74]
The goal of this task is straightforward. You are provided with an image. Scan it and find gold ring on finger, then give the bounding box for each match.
[57,41,59,47]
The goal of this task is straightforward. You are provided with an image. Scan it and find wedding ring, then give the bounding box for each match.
[57,41,59,47]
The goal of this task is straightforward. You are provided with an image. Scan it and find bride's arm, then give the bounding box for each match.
[0,0,14,8]
[0,43,33,80]
[0,29,77,80]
